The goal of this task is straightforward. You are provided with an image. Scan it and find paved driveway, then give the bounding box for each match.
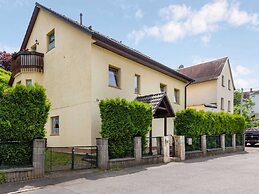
[2,147,259,194]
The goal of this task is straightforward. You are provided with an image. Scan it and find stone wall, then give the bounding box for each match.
[97,136,170,170]
[185,134,245,160]
[1,139,45,183]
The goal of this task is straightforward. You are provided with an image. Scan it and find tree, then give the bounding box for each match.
[0,51,12,71]
[234,90,256,128]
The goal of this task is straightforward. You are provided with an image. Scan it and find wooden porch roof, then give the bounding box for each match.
[136,92,175,118]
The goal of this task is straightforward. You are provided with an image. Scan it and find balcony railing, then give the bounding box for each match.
[11,51,44,76]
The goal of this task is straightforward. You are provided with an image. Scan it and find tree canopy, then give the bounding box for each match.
[0,51,12,71]
[234,90,257,128]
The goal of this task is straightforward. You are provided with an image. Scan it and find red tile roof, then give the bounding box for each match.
[178,57,228,83]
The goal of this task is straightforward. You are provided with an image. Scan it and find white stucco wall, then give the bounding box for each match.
[186,80,217,106]
[216,60,234,113]
[13,8,188,147]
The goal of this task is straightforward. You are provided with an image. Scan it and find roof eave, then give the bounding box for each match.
[92,34,193,83]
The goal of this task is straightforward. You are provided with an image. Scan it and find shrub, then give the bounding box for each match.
[99,98,152,158]
[175,109,245,137]
[0,171,7,184]
[0,84,50,166]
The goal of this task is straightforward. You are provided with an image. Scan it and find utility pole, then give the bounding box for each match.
[240,88,244,115]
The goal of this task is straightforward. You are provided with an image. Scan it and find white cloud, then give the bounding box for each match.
[0,43,19,53]
[135,9,144,19]
[201,34,211,45]
[129,0,259,44]
[233,65,251,76]
[234,78,257,89]
[231,64,259,89]
[0,0,29,7]
[192,56,218,65]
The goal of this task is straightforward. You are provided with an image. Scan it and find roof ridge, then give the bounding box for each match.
[180,57,228,70]
[26,3,193,83]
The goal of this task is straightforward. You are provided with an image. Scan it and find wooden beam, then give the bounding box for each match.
[164,117,167,136]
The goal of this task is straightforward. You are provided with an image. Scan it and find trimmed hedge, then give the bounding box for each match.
[99,98,152,158]
[175,109,245,137]
[0,84,50,166]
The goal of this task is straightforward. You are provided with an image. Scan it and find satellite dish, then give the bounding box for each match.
[178,65,184,69]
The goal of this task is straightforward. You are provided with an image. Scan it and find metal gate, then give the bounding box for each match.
[45,146,98,172]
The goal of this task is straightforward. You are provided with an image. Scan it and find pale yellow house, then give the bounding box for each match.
[9,3,192,147]
[178,57,235,113]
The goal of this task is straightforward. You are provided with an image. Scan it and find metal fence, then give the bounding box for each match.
[225,135,232,147]
[143,137,162,156]
[0,141,33,169]
[207,135,221,149]
[236,134,244,146]
[185,136,201,152]
[45,146,98,172]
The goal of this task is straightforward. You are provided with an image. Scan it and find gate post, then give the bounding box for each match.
[96,138,109,170]
[161,136,170,163]
[134,137,142,161]
[232,134,236,151]
[201,135,207,156]
[33,139,45,179]
[174,136,185,161]
[220,134,225,153]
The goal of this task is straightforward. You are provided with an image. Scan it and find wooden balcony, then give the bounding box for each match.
[11,51,44,77]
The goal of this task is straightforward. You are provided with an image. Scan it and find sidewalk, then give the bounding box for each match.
[0,169,99,194]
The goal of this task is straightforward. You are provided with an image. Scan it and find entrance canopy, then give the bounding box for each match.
[136,92,175,118]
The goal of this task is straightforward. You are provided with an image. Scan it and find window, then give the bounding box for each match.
[109,66,120,88]
[51,116,59,135]
[17,81,21,85]
[228,100,231,112]
[221,98,224,110]
[160,83,167,93]
[228,80,231,90]
[26,79,32,86]
[47,29,55,51]
[222,75,225,87]
[174,89,180,104]
[134,74,140,94]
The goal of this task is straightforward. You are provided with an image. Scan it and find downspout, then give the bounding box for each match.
[184,81,193,109]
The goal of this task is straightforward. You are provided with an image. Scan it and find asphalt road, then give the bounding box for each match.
[2,147,259,194]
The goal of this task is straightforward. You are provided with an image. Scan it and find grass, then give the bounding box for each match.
[45,150,91,171]
[0,68,11,91]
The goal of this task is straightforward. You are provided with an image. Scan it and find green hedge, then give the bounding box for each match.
[175,109,245,137]
[0,84,50,166]
[99,98,152,158]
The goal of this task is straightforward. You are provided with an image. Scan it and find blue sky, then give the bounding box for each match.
[0,0,258,90]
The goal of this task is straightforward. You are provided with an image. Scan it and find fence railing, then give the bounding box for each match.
[236,134,244,146]
[207,135,221,149]
[225,135,232,147]
[143,137,162,156]
[45,146,97,172]
[185,136,201,152]
[0,141,33,169]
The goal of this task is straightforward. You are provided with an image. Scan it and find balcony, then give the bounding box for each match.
[11,51,44,77]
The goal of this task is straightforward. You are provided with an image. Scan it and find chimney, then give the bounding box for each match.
[250,88,253,92]
[80,13,83,25]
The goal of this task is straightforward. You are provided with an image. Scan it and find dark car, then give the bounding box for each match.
[245,128,259,146]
